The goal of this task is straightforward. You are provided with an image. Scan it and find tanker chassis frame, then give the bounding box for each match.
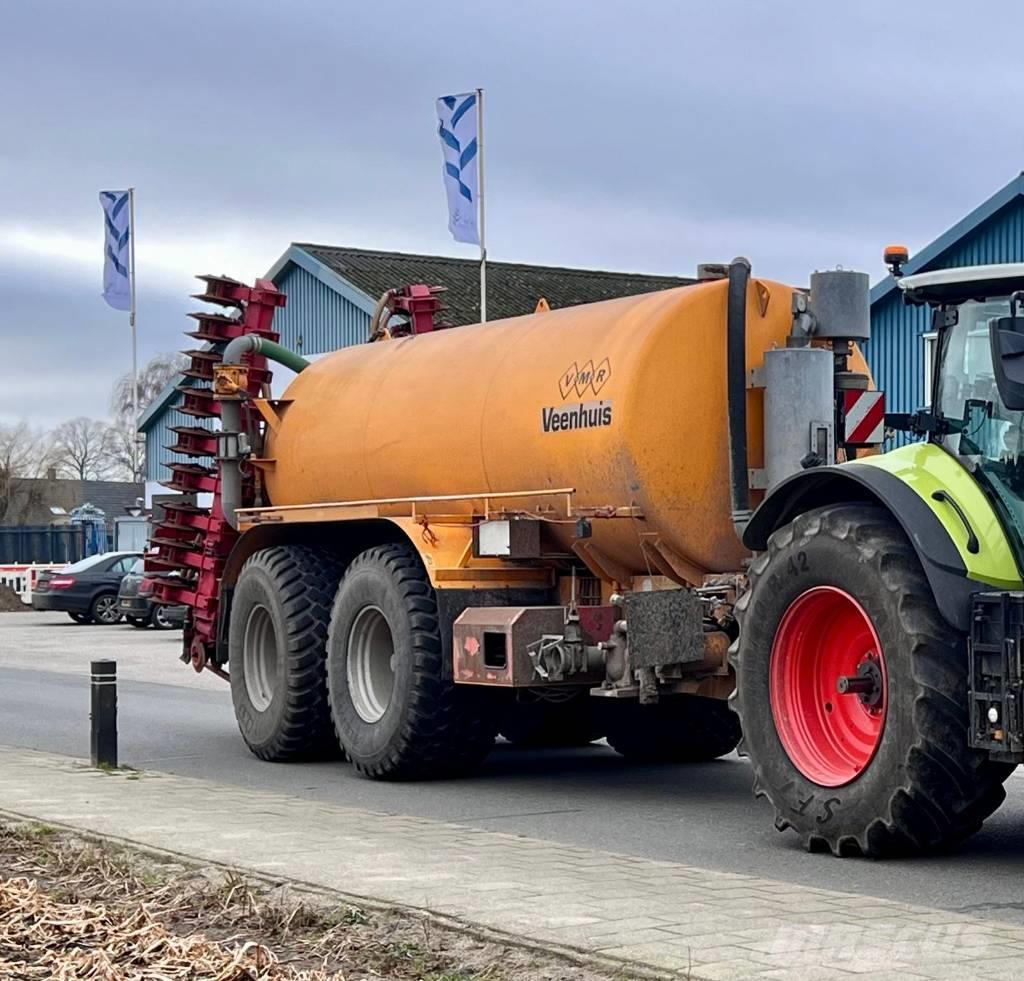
[149,257,1024,858]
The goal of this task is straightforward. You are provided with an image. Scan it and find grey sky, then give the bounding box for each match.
[2,0,1022,425]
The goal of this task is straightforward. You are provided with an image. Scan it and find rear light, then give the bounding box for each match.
[48,576,77,589]
[139,578,155,596]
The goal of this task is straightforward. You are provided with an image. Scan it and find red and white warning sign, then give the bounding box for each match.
[844,390,886,444]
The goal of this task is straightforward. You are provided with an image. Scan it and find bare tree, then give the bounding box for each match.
[111,351,188,424]
[110,352,188,479]
[0,421,54,523]
[52,417,116,481]
[105,421,144,482]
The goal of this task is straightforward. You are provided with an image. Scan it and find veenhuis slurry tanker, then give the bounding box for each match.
[150,251,1024,856]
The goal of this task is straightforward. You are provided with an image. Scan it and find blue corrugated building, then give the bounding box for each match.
[867,173,1024,418]
[138,244,690,505]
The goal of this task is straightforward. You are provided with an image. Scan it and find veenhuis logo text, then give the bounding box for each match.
[543,358,613,433]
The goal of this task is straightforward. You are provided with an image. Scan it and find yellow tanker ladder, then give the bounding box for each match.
[145,275,287,675]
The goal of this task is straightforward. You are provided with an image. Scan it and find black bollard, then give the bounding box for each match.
[90,659,117,768]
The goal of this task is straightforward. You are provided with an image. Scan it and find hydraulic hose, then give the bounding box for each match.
[218,335,309,529]
[727,257,752,535]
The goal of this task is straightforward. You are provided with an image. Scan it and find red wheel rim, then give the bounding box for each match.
[769,586,887,787]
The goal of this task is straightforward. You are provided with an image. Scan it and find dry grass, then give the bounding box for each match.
[0,822,640,981]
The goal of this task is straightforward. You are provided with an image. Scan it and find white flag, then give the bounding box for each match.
[100,190,131,311]
[436,93,480,245]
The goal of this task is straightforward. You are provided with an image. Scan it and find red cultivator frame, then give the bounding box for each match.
[145,275,286,675]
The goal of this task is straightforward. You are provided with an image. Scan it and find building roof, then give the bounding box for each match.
[871,172,1024,307]
[2,479,144,528]
[292,244,694,326]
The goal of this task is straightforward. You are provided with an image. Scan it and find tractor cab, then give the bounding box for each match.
[895,263,1024,566]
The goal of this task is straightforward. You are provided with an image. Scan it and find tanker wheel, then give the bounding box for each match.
[731,503,1014,857]
[603,695,741,762]
[326,543,496,780]
[499,690,604,748]
[228,545,344,762]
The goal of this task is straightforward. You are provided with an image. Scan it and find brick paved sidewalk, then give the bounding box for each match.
[0,745,1021,980]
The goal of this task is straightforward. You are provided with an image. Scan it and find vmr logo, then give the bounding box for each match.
[545,357,614,434]
[558,358,611,399]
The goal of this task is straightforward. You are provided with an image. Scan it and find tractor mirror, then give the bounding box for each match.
[989,317,1024,410]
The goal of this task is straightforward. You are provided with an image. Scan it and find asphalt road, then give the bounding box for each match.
[4,611,1024,923]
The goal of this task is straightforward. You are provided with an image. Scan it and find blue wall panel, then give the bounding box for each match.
[145,396,210,483]
[273,264,371,355]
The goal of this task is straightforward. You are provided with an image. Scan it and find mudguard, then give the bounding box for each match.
[743,446,1021,632]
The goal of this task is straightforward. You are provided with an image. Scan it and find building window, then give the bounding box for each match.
[923,331,938,406]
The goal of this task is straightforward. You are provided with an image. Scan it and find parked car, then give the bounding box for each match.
[118,559,186,630]
[32,551,142,624]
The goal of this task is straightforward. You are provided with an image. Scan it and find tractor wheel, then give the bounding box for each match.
[604,695,741,762]
[732,503,1014,857]
[499,690,604,748]
[229,545,343,762]
[326,543,496,780]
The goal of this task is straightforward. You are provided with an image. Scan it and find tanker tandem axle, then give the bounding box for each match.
[149,254,1024,857]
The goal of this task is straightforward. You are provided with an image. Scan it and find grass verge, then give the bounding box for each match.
[0,820,646,980]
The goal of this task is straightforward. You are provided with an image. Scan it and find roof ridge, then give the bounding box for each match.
[294,243,692,283]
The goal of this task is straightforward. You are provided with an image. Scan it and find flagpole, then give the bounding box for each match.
[476,87,487,323]
[128,187,139,478]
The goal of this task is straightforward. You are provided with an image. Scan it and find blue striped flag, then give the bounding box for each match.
[436,93,479,245]
[99,190,131,311]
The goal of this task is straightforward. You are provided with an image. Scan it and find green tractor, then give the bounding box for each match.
[734,258,1024,856]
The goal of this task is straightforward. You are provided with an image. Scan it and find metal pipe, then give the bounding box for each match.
[218,336,309,529]
[367,289,391,341]
[220,400,243,530]
[727,257,752,535]
[221,334,310,375]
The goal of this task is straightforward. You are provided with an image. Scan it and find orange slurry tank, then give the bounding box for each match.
[262,278,797,582]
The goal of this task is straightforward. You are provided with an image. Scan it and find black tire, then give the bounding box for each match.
[90,592,121,625]
[229,545,344,762]
[327,543,496,780]
[127,616,149,629]
[68,612,92,625]
[150,605,174,630]
[500,690,604,748]
[603,695,741,762]
[732,503,1014,857]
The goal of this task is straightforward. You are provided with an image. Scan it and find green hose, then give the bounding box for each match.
[221,334,310,374]
[252,338,309,374]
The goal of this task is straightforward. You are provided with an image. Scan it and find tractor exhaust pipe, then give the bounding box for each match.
[727,257,752,535]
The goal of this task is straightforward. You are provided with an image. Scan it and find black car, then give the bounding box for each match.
[118,559,186,630]
[32,551,142,624]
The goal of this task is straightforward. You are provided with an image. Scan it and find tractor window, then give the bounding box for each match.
[937,298,1024,551]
